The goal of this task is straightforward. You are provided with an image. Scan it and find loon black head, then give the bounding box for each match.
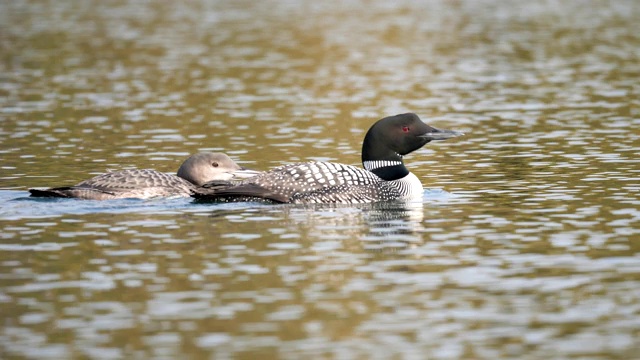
[361,113,463,180]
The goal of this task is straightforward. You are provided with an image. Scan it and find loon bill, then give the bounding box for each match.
[28,152,260,200]
[193,113,463,204]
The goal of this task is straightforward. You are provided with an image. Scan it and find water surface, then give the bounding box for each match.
[1,0,639,359]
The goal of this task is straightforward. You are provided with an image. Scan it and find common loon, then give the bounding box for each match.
[192,113,463,204]
[29,152,260,200]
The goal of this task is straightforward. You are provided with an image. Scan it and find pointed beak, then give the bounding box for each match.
[229,168,262,179]
[419,127,465,141]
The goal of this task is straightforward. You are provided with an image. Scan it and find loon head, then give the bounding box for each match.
[361,113,463,179]
[177,152,260,186]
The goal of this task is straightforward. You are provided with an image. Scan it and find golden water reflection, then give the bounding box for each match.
[1,0,639,358]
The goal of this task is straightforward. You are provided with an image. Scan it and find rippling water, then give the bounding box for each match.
[1,0,639,359]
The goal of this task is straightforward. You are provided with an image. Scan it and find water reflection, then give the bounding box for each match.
[1,0,640,358]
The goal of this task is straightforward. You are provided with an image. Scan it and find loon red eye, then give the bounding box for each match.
[212,162,219,167]
[402,126,410,133]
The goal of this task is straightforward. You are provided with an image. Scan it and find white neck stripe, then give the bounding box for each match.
[363,160,403,171]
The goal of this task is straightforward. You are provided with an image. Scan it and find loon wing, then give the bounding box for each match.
[193,183,290,203]
[29,186,117,199]
[193,182,389,204]
[29,183,189,200]
[194,181,391,204]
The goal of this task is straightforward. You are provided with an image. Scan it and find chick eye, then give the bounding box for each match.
[212,162,219,167]
[402,126,410,133]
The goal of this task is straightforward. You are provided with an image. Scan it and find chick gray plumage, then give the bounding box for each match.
[29,152,260,200]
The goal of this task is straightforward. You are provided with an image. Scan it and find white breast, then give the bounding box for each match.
[390,172,423,199]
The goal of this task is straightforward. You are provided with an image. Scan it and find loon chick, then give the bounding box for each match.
[193,113,463,204]
[29,152,260,200]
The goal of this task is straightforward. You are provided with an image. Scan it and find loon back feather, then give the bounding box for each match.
[198,183,290,203]
[195,161,387,204]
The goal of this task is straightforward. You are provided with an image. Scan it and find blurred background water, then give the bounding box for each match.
[1,0,639,359]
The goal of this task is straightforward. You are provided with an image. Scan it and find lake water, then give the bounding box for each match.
[1,0,639,359]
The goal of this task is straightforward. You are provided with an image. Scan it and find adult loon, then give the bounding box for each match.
[192,113,463,204]
[29,152,260,200]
